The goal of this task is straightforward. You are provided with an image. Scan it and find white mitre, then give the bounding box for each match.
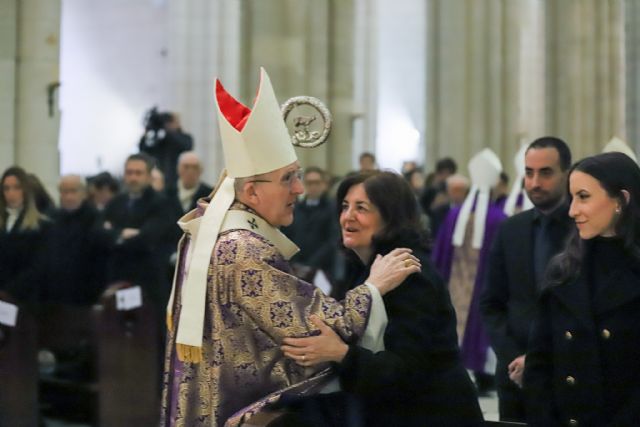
[503,144,533,216]
[603,136,638,163]
[170,68,299,355]
[453,148,502,249]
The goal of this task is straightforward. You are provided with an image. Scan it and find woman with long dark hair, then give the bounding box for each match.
[524,152,640,426]
[280,171,483,426]
[0,166,50,302]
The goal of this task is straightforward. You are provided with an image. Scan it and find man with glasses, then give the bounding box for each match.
[161,69,417,427]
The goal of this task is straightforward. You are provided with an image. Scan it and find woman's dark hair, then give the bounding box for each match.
[546,152,640,286]
[0,166,46,231]
[336,171,429,262]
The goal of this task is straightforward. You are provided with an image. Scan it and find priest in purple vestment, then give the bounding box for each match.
[160,68,419,427]
[432,149,507,384]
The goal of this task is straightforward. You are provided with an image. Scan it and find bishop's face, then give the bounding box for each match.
[251,162,304,227]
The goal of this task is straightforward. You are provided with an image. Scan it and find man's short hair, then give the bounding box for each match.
[90,172,119,192]
[359,152,376,162]
[59,174,87,191]
[435,157,457,174]
[445,173,469,188]
[126,153,154,173]
[304,166,325,179]
[178,151,201,167]
[526,136,572,171]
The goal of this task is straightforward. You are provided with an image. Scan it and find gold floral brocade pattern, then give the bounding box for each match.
[161,211,372,427]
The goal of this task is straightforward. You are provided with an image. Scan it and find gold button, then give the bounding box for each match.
[601,329,611,339]
[564,331,573,340]
[566,376,576,385]
[568,418,578,426]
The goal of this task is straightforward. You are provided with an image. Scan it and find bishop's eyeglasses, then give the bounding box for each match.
[249,169,304,188]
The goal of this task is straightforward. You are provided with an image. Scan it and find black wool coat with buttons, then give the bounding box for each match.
[523,239,640,427]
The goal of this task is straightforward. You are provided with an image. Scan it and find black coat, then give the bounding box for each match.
[282,195,339,275]
[139,129,193,186]
[480,206,573,388]
[524,238,640,426]
[102,186,175,307]
[335,246,483,426]
[0,213,51,303]
[38,202,111,305]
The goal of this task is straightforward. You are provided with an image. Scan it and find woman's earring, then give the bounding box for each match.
[616,206,622,214]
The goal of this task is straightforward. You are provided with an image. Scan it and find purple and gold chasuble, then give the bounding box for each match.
[161,202,373,427]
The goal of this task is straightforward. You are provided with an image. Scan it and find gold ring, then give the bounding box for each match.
[302,355,306,362]
[404,259,411,268]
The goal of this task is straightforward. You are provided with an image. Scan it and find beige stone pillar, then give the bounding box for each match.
[167,0,242,184]
[545,0,625,159]
[239,0,356,176]
[0,0,17,173]
[625,0,640,156]
[426,0,520,176]
[14,0,61,196]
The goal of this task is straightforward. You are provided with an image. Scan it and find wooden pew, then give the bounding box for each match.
[37,282,160,426]
[0,292,38,427]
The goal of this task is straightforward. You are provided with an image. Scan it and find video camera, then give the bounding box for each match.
[141,107,173,147]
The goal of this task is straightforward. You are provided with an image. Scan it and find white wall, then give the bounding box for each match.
[59,0,170,176]
[374,0,427,172]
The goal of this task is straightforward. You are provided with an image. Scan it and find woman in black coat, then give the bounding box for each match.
[524,152,640,426]
[281,171,483,426]
[0,166,51,303]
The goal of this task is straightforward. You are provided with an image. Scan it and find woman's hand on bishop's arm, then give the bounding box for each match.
[281,315,348,367]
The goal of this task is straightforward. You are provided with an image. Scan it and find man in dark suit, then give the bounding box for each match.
[480,136,574,422]
[102,153,175,310]
[282,167,338,283]
[165,151,212,214]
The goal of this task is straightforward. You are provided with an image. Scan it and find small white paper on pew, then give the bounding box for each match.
[0,300,18,327]
[313,269,332,296]
[115,286,143,311]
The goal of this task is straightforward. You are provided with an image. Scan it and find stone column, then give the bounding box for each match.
[545,0,625,159]
[425,0,520,175]
[14,0,61,196]
[239,0,339,172]
[0,0,17,173]
[625,0,640,156]
[167,0,242,184]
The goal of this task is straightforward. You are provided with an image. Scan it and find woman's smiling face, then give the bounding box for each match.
[568,170,621,239]
[339,183,384,258]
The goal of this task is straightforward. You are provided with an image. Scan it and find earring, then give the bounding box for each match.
[616,206,622,214]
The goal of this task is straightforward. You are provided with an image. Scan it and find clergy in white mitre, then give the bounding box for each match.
[603,135,638,163]
[431,148,507,384]
[160,68,417,427]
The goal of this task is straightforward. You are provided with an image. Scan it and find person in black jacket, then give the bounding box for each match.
[139,110,193,187]
[39,175,110,305]
[281,171,483,426]
[0,166,51,303]
[524,152,640,426]
[102,153,176,309]
[480,136,573,421]
[282,166,339,282]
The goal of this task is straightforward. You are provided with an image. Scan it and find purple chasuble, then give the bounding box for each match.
[432,203,506,372]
